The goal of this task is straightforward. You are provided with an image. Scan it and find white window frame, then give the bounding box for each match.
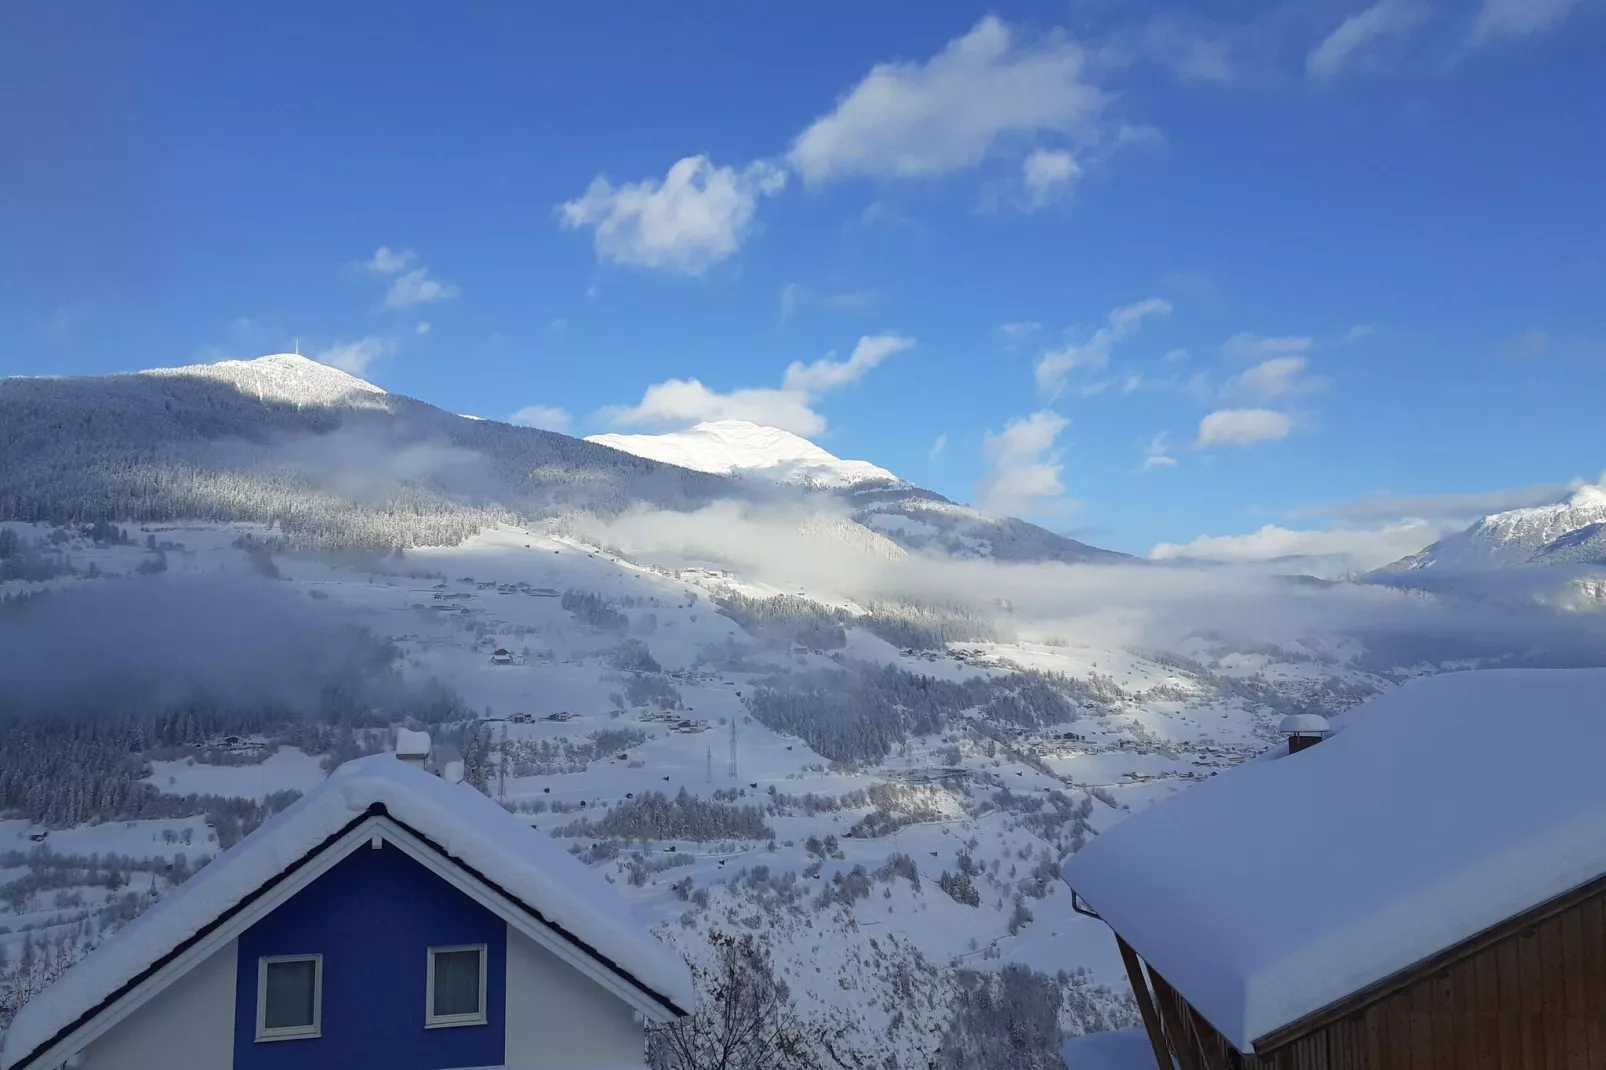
[425,943,488,1028]
[255,953,323,1042]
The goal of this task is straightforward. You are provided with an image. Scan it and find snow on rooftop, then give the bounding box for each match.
[2,755,692,1068]
[1061,668,1606,1053]
[1277,712,1330,735]
[395,727,432,757]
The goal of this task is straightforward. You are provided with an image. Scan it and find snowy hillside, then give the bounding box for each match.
[1384,482,1606,571]
[0,516,1413,1064]
[588,420,901,488]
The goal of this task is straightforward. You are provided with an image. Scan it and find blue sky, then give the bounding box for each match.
[3,0,1602,566]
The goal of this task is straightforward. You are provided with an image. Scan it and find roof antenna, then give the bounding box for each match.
[294,338,300,356]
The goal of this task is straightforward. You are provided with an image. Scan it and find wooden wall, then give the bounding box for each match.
[1115,878,1606,1070]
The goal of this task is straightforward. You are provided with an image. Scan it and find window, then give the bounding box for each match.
[256,954,322,1041]
[426,944,487,1027]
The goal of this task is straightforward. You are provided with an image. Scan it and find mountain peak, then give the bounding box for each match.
[587,420,900,487]
[138,353,387,406]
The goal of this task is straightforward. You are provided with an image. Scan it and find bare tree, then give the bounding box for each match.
[648,933,863,1070]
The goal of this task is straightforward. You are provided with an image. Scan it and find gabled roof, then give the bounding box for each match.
[3,756,693,1069]
[1061,667,1606,1053]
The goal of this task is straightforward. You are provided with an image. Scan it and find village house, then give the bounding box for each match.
[1,741,692,1070]
[1059,668,1606,1070]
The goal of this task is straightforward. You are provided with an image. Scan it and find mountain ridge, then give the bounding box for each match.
[1381,483,1606,572]
[0,354,1130,565]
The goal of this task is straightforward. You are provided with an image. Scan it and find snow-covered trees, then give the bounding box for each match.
[553,789,774,843]
[934,965,1063,1070]
[562,590,628,632]
[743,662,1083,763]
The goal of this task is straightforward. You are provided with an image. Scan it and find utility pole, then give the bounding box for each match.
[728,719,738,781]
[706,746,712,785]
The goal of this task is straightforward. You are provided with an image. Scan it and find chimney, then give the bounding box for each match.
[395,729,432,769]
[1279,713,1330,755]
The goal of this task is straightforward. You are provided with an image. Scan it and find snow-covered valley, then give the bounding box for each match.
[4,356,1606,1066]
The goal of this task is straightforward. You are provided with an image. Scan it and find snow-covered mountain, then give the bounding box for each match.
[587,419,900,488]
[139,352,388,406]
[0,354,1129,566]
[587,419,1131,565]
[1383,483,1606,571]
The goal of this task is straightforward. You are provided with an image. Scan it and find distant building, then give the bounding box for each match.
[489,648,514,666]
[1,754,692,1070]
[1059,669,1606,1069]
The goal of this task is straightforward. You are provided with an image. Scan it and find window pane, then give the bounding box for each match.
[264,959,317,1029]
[432,949,482,1018]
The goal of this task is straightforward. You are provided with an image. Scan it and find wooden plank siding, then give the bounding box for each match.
[1101,878,1606,1070]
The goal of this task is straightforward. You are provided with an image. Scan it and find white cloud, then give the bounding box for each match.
[604,334,913,437]
[362,246,416,274]
[384,268,459,309]
[1196,408,1294,446]
[415,322,431,335]
[1470,0,1584,43]
[1035,298,1171,398]
[509,405,572,433]
[1224,356,1325,401]
[1305,481,1584,524]
[1143,432,1177,469]
[975,410,1073,515]
[1500,328,1551,360]
[313,336,396,377]
[999,321,1042,339]
[787,16,1108,186]
[1022,149,1081,208]
[779,283,806,322]
[1344,324,1376,343]
[1306,0,1428,78]
[1164,348,1189,362]
[781,334,913,394]
[1150,520,1444,575]
[604,381,827,436]
[558,155,787,275]
[1220,332,1313,361]
[930,433,948,460]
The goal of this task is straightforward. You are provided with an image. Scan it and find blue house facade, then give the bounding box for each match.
[233,842,509,1070]
[2,752,694,1070]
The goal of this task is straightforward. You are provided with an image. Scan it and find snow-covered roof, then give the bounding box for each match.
[1277,712,1330,735]
[394,727,432,757]
[1061,668,1606,1054]
[3,756,693,1069]
[1060,1028,1159,1070]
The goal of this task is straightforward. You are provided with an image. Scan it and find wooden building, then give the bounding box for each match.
[1060,668,1606,1070]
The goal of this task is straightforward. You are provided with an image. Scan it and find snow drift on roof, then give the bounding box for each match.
[394,727,432,756]
[2,756,692,1068]
[1061,668,1606,1053]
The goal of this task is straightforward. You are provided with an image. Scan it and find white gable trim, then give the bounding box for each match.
[18,813,677,1070]
[377,821,681,1024]
[19,813,387,1070]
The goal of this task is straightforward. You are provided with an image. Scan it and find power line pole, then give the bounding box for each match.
[728,718,738,781]
[706,746,712,785]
